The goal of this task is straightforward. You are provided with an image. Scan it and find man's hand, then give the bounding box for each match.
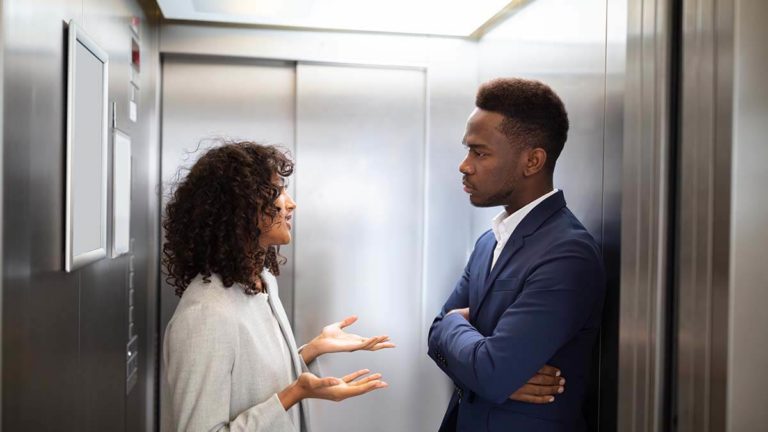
[302,316,396,363]
[447,308,470,320]
[509,365,565,404]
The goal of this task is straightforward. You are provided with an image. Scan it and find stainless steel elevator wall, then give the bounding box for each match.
[292,62,427,432]
[1,0,162,430]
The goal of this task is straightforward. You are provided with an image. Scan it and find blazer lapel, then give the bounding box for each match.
[469,235,498,314]
[474,191,567,316]
[265,280,303,378]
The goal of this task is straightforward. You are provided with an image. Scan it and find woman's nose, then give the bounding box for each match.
[285,193,297,210]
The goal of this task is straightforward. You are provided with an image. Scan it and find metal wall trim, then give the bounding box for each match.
[676,0,733,430]
[0,0,5,426]
[619,0,674,431]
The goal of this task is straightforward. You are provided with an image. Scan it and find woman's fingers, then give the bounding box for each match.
[357,335,392,351]
[345,379,388,397]
[369,342,397,351]
[341,369,371,383]
[348,373,383,386]
[315,377,340,388]
[339,315,358,329]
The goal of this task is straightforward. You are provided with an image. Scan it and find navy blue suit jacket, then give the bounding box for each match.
[428,191,606,432]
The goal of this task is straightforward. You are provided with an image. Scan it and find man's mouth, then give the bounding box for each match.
[462,180,475,193]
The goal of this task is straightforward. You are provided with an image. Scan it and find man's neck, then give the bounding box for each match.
[503,182,554,215]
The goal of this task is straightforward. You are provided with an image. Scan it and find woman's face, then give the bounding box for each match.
[257,179,296,247]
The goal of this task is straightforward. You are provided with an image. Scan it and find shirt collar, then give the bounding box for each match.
[491,189,559,243]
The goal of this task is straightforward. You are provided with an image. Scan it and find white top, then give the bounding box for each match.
[162,271,318,432]
[490,189,559,269]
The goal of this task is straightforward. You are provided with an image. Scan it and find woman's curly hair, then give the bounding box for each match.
[162,141,294,296]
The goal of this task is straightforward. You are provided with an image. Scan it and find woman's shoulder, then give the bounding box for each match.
[171,274,242,324]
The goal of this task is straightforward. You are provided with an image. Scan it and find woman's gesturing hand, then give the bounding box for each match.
[302,316,396,363]
[279,370,388,409]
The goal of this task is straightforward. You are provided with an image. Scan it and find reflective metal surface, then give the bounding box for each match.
[619,0,673,431]
[477,0,626,429]
[0,0,4,424]
[728,0,768,429]
[292,62,427,432]
[1,0,160,430]
[677,0,733,430]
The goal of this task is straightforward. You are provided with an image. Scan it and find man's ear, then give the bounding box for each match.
[523,148,548,177]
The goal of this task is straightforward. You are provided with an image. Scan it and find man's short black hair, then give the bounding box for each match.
[476,78,569,172]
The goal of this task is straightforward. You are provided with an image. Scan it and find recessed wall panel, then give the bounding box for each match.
[294,63,426,432]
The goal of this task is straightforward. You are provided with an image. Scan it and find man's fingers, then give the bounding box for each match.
[517,383,564,396]
[538,365,561,377]
[528,373,566,386]
[509,391,556,404]
[341,369,370,383]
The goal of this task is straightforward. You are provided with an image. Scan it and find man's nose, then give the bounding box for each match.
[459,157,473,175]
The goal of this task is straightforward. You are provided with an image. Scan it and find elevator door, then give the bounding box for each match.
[160,58,433,431]
[293,63,427,432]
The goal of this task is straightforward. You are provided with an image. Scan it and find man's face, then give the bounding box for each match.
[459,108,525,207]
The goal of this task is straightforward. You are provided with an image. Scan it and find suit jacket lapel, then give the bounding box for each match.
[474,191,567,317]
[469,234,497,316]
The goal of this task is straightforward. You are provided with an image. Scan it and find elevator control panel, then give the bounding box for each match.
[126,241,138,395]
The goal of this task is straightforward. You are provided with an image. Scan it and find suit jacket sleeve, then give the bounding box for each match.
[164,303,297,432]
[427,241,478,387]
[428,238,605,404]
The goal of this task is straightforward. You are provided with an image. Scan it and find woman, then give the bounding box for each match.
[161,141,394,432]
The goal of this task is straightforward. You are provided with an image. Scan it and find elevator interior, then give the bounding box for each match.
[2,0,767,431]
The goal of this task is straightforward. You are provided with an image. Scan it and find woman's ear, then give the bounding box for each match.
[524,148,548,177]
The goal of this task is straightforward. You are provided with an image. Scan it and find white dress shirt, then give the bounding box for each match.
[490,189,559,269]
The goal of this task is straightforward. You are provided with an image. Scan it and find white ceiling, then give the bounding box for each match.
[156,0,514,37]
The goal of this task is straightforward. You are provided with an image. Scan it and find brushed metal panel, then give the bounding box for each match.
[0,0,5,425]
[727,0,768,429]
[619,0,673,431]
[3,1,93,429]
[676,0,734,430]
[2,0,160,430]
[293,63,427,432]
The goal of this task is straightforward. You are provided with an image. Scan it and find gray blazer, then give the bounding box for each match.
[162,271,318,432]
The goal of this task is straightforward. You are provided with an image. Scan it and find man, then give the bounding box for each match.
[428,78,605,431]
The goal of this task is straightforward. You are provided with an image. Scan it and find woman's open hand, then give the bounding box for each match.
[279,370,387,410]
[302,316,396,363]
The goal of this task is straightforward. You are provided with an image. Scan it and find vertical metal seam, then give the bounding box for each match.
[419,64,430,353]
